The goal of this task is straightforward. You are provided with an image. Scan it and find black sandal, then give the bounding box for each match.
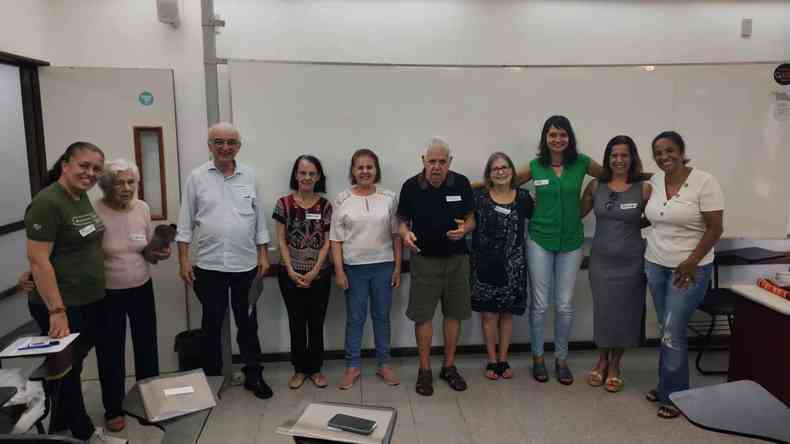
[646,389,659,402]
[497,361,513,379]
[532,359,549,383]
[485,362,499,380]
[440,365,468,391]
[657,405,680,419]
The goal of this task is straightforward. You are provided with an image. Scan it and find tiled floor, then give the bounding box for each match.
[74,348,758,443]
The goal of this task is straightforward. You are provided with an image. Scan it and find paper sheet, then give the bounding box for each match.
[0,333,79,358]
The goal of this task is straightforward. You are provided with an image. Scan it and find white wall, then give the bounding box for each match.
[215,0,790,65]
[0,0,206,356]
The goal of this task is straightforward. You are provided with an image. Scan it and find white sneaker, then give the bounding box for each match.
[88,427,127,444]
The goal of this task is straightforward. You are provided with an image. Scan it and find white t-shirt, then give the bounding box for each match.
[329,187,399,266]
[645,168,724,267]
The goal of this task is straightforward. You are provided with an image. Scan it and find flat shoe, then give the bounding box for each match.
[657,405,680,419]
[646,389,658,402]
[485,362,499,381]
[289,373,306,390]
[415,368,434,396]
[309,373,328,388]
[106,416,125,432]
[555,359,574,385]
[338,368,360,390]
[439,365,468,391]
[604,376,624,393]
[532,359,549,383]
[586,369,605,387]
[497,361,513,379]
[376,367,400,386]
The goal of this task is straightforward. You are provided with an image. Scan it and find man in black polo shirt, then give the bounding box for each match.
[397,137,476,396]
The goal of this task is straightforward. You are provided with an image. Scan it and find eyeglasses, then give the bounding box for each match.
[604,191,618,210]
[297,171,319,178]
[491,166,512,174]
[210,138,240,147]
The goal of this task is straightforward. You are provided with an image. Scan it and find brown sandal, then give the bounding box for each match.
[416,368,433,396]
[586,369,606,387]
[440,366,468,391]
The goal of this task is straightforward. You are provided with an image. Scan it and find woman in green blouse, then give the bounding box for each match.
[515,115,602,385]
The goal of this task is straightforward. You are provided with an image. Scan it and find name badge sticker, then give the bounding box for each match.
[446,195,462,202]
[620,203,639,210]
[163,386,195,396]
[129,233,147,242]
[234,184,252,198]
[78,224,96,237]
[305,213,322,221]
[494,206,512,215]
[534,179,550,186]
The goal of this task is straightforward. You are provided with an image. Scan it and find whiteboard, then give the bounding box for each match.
[229,61,790,239]
[0,63,32,227]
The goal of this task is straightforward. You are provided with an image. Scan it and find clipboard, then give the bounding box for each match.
[0,333,79,358]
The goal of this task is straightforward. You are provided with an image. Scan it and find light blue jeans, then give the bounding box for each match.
[645,260,713,404]
[344,262,394,368]
[527,238,584,360]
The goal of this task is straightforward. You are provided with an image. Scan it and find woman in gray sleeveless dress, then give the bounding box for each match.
[580,135,652,393]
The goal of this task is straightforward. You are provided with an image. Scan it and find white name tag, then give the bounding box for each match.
[620,203,639,210]
[494,206,512,215]
[163,386,194,396]
[129,233,146,242]
[534,179,550,186]
[446,195,462,202]
[78,224,96,237]
[305,213,321,221]
[234,184,252,198]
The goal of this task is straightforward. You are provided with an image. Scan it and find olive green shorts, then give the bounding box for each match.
[406,254,471,322]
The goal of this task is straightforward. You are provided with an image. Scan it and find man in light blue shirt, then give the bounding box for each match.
[176,122,272,399]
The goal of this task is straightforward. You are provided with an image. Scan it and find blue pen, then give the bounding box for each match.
[18,340,60,351]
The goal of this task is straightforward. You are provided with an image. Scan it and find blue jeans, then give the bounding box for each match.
[527,238,584,360]
[645,260,713,404]
[344,262,394,368]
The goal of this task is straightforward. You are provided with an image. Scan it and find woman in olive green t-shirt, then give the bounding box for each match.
[22,142,113,441]
[514,115,603,385]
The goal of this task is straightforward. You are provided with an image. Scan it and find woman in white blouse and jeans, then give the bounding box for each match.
[643,131,724,419]
[330,148,402,389]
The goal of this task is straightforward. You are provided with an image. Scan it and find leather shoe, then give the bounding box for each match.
[245,377,273,399]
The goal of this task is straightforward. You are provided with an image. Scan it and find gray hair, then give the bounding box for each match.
[98,158,139,197]
[425,136,451,157]
[207,122,240,141]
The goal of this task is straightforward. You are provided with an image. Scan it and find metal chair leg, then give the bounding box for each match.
[696,314,729,375]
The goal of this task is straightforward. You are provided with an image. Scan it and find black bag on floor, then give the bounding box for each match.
[174,329,205,371]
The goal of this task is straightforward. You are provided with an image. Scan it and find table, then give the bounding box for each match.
[726,284,790,407]
[122,375,223,444]
[670,380,790,443]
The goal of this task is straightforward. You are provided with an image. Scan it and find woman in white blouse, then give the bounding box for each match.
[643,131,724,419]
[330,148,402,390]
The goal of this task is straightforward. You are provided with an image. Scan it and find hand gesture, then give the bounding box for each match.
[446,219,466,241]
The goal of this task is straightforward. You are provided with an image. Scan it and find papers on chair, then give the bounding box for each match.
[276,402,395,444]
[137,370,217,422]
[0,333,79,358]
